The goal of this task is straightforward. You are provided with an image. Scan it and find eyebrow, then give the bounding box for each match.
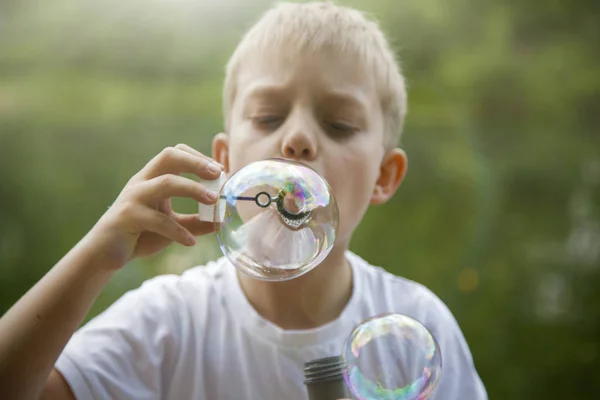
[322,90,369,114]
[241,83,288,103]
[240,83,370,115]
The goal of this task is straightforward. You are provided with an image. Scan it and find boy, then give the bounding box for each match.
[0,2,487,399]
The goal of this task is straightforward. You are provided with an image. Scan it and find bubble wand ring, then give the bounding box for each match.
[220,186,312,229]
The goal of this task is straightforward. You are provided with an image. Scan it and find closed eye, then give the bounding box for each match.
[252,115,284,131]
[325,121,358,138]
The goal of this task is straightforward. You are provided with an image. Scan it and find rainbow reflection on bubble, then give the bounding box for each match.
[343,313,442,400]
[216,158,338,281]
[223,160,331,212]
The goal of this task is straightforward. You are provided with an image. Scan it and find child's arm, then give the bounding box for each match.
[0,144,223,400]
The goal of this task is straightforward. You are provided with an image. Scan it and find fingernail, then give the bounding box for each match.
[206,190,219,201]
[187,235,197,246]
[208,162,223,174]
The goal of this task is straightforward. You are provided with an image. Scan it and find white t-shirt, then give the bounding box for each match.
[55,251,487,400]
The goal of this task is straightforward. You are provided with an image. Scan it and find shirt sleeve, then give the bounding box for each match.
[421,290,488,400]
[55,275,183,400]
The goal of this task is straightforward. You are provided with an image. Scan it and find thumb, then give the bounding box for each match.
[173,213,216,237]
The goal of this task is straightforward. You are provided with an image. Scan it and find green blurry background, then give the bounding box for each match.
[1,0,599,398]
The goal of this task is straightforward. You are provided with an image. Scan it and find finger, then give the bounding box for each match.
[174,144,228,177]
[137,206,197,246]
[174,143,211,159]
[173,213,217,236]
[157,198,172,215]
[136,174,219,206]
[143,146,223,181]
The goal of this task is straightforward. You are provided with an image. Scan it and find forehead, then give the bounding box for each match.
[234,46,379,108]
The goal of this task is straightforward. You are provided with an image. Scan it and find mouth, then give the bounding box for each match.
[266,157,322,176]
[268,156,309,166]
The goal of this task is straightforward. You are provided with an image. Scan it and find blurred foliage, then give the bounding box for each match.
[1,0,599,398]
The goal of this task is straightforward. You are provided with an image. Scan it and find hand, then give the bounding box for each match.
[88,144,223,270]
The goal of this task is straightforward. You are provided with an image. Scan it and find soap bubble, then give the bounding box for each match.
[215,158,338,281]
[342,313,442,400]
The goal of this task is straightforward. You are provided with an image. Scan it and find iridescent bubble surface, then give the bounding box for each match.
[343,313,442,400]
[215,158,338,281]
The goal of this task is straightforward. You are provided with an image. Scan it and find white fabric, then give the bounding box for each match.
[55,252,487,400]
[229,209,319,269]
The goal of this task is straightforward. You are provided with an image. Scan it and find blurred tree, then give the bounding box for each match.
[0,0,598,398]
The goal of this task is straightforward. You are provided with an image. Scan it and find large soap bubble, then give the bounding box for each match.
[206,158,338,281]
[342,313,442,400]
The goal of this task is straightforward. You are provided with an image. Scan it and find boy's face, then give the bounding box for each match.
[213,47,406,246]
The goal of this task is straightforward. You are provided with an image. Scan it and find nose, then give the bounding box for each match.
[280,117,318,161]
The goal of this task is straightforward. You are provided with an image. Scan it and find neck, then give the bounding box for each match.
[237,246,353,330]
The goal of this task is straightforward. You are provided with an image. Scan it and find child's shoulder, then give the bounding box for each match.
[347,251,457,328]
[349,250,435,298]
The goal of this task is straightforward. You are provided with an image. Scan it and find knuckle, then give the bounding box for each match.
[158,212,172,225]
[114,200,137,220]
[174,143,187,150]
[120,184,138,198]
[122,201,138,215]
[158,213,184,235]
[158,174,174,189]
[125,174,139,186]
[160,146,177,161]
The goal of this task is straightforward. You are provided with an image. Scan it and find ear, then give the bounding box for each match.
[212,133,230,173]
[370,148,408,205]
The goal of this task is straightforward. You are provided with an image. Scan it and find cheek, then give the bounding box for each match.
[326,147,380,240]
[227,129,272,172]
[330,142,380,193]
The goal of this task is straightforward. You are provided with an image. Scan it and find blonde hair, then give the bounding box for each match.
[223,1,407,148]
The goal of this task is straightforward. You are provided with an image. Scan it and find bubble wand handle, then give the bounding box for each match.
[304,356,352,400]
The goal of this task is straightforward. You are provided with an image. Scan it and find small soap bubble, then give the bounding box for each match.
[342,313,442,400]
[215,158,338,281]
